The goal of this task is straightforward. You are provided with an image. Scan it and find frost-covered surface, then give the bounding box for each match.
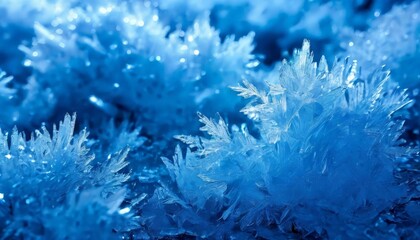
[0,114,135,238]
[343,1,420,146]
[145,42,417,238]
[0,0,419,239]
[23,0,258,145]
[155,0,401,64]
[344,1,420,88]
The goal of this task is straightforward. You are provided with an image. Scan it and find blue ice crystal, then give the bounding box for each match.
[24,2,258,138]
[145,41,417,238]
[343,1,420,146]
[0,0,418,239]
[0,114,134,238]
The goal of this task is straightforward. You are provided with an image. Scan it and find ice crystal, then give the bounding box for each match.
[344,1,420,146]
[155,0,398,64]
[344,1,420,89]
[149,41,415,238]
[24,2,257,141]
[0,114,133,238]
[0,1,419,239]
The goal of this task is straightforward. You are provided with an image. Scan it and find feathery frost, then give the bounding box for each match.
[24,1,257,140]
[0,114,134,238]
[343,1,420,146]
[148,41,415,238]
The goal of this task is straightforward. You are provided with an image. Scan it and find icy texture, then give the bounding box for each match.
[42,188,133,240]
[24,1,257,141]
[0,0,75,80]
[0,0,419,238]
[147,41,415,238]
[92,119,144,158]
[0,70,53,130]
[0,1,72,128]
[155,0,399,63]
[344,1,420,146]
[0,1,43,77]
[344,1,420,88]
[0,114,134,238]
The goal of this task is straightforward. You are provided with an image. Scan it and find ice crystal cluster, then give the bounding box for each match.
[145,41,416,238]
[0,0,419,239]
[0,114,133,239]
[343,1,420,145]
[24,1,257,137]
